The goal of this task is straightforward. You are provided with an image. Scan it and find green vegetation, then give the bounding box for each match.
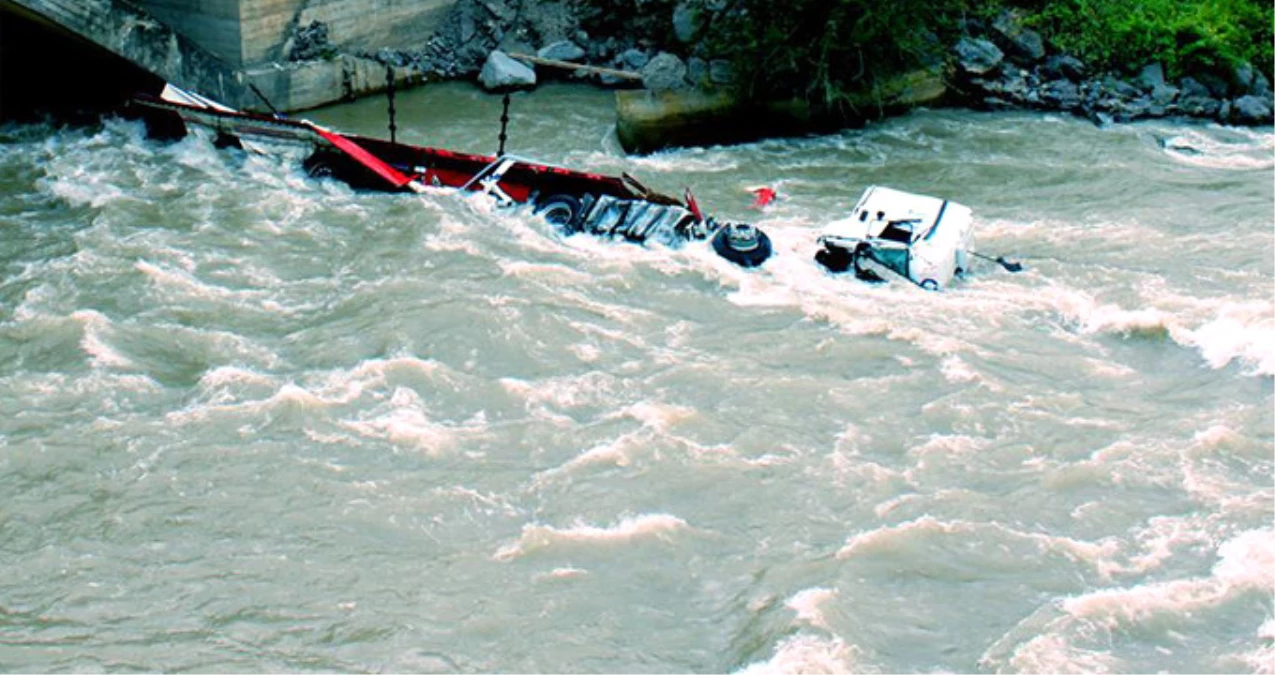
[1019,0,1273,80]
[696,0,1272,105]
[706,0,972,108]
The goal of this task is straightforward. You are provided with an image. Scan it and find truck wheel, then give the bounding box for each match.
[534,194,582,234]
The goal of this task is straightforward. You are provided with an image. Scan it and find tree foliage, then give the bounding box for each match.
[706,0,972,107]
[1019,0,1273,79]
[692,0,1271,104]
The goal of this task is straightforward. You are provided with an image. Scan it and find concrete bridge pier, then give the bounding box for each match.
[1,0,451,118]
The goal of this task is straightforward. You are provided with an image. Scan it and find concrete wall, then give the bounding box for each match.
[8,0,452,111]
[134,0,242,65]
[4,0,243,104]
[139,0,452,67]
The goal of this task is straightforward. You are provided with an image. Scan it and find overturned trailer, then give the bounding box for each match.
[132,85,773,267]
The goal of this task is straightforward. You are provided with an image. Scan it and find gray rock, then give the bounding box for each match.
[618,48,650,71]
[1104,77,1141,100]
[992,11,1045,62]
[479,50,537,91]
[1007,28,1046,62]
[641,52,688,91]
[1232,95,1274,124]
[687,57,708,86]
[672,2,704,43]
[1041,79,1081,110]
[1179,77,1212,99]
[955,38,1004,76]
[1177,95,1221,118]
[1041,54,1085,81]
[538,40,585,62]
[1150,83,1179,106]
[1136,62,1165,91]
[289,20,334,61]
[1195,72,1230,98]
[1230,62,1270,97]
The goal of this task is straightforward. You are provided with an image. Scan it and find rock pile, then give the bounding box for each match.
[950,11,1274,126]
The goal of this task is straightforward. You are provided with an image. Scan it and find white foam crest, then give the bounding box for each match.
[1113,515,1216,577]
[613,400,697,432]
[1052,288,1178,338]
[532,433,642,487]
[69,309,134,369]
[786,587,839,632]
[493,513,689,561]
[500,370,629,414]
[347,355,444,384]
[166,378,355,425]
[908,433,991,459]
[1234,643,1275,673]
[1036,529,1275,647]
[1000,632,1120,674]
[1181,301,1275,376]
[939,354,988,386]
[733,634,862,675]
[341,386,485,454]
[197,365,276,389]
[135,259,267,305]
[1261,616,1275,641]
[626,148,741,173]
[836,516,1121,576]
[1157,125,1275,170]
[1212,528,1275,590]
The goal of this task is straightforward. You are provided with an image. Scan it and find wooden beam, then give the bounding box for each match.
[507,52,643,82]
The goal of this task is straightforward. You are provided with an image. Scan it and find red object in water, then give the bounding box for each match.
[749,186,777,210]
[311,126,416,189]
[684,188,704,222]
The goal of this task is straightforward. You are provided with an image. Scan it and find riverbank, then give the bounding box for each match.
[301,0,1269,152]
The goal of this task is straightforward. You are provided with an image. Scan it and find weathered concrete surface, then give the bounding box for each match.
[3,0,245,105]
[132,0,451,67]
[616,69,948,154]
[240,56,421,111]
[5,0,451,112]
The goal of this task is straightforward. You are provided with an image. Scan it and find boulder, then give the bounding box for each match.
[538,40,585,62]
[1195,72,1230,98]
[1179,77,1212,99]
[479,50,536,91]
[1232,95,1274,124]
[1150,83,1179,106]
[954,38,1004,76]
[992,12,1045,63]
[618,48,651,71]
[687,57,708,86]
[1041,54,1085,82]
[1177,95,1221,118]
[1041,79,1082,110]
[672,2,705,43]
[641,52,688,91]
[1231,63,1271,98]
[1136,63,1165,91]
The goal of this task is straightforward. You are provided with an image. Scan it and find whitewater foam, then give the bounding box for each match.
[493,513,690,561]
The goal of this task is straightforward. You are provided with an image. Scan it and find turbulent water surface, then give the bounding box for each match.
[1,82,1272,673]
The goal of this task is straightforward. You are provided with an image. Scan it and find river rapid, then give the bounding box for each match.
[1,82,1272,673]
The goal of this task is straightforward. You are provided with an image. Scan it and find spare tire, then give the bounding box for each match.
[711,223,772,268]
[534,194,582,234]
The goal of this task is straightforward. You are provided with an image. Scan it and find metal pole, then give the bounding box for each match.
[498,93,511,156]
[386,64,397,144]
